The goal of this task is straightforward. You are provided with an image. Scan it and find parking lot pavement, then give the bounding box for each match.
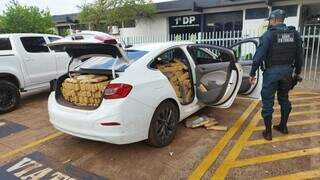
[0,90,319,179]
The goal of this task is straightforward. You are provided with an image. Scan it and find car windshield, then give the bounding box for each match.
[79,50,148,72]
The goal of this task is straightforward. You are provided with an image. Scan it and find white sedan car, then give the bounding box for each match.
[48,31,261,147]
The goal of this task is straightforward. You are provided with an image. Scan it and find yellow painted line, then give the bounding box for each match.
[236,94,320,102]
[271,110,320,119]
[0,132,63,160]
[188,100,260,179]
[212,108,320,178]
[211,110,262,179]
[254,118,320,131]
[246,131,320,146]
[290,91,320,96]
[264,168,320,180]
[232,147,320,168]
[236,96,256,101]
[272,96,320,105]
[274,102,320,110]
[291,95,320,101]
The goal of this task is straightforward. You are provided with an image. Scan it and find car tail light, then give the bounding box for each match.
[104,83,133,99]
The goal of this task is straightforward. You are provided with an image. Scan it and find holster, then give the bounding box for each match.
[291,75,303,89]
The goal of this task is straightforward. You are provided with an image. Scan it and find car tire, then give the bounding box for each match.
[147,100,179,147]
[0,80,20,114]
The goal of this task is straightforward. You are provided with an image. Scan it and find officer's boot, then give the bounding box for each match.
[263,117,272,141]
[274,107,291,134]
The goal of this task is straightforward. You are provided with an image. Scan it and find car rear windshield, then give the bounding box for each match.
[0,38,12,50]
[79,50,148,72]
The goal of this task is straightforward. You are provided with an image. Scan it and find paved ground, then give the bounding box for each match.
[0,89,319,179]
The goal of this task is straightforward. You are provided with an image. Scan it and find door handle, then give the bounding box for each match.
[25,57,32,62]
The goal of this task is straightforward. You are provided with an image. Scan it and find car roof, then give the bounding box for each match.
[0,33,62,38]
[128,41,195,52]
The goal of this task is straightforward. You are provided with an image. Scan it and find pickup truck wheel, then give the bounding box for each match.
[0,80,20,114]
[148,100,179,147]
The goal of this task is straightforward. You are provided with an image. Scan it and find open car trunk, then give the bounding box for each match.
[55,73,111,110]
[48,38,128,110]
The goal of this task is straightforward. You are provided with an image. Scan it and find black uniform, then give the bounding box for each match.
[250,23,303,139]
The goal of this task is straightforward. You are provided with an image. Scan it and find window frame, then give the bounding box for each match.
[272,5,298,17]
[123,20,136,28]
[0,38,13,51]
[245,8,269,20]
[48,36,62,43]
[149,47,189,70]
[187,46,230,64]
[76,50,148,72]
[20,36,50,53]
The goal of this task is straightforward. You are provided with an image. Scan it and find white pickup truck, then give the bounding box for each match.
[0,33,70,113]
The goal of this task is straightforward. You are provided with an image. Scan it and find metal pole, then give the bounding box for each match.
[313,27,320,88]
[303,26,311,80]
[308,27,317,80]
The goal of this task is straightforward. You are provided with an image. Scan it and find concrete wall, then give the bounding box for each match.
[120,16,168,37]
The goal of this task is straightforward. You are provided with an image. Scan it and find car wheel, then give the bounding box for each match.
[0,80,20,114]
[148,100,179,147]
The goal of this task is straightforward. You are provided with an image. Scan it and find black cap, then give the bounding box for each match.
[267,9,287,20]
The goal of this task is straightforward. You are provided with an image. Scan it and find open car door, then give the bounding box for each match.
[188,44,243,109]
[229,39,262,99]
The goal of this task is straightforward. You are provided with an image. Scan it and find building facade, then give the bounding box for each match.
[52,0,320,37]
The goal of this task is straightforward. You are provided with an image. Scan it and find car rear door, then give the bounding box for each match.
[229,39,262,99]
[187,44,243,108]
[18,36,57,84]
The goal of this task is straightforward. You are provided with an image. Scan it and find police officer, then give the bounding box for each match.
[249,9,303,141]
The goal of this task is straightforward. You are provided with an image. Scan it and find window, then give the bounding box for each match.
[272,5,298,17]
[48,36,61,42]
[123,20,136,28]
[151,48,188,68]
[79,50,148,72]
[158,48,187,63]
[205,11,243,32]
[0,38,12,50]
[234,21,243,31]
[224,22,234,31]
[188,46,230,64]
[48,37,64,52]
[245,8,269,20]
[231,42,257,61]
[213,22,224,32]
[192,48,215,60]
[20,37,49,53]
[126,50,148,60]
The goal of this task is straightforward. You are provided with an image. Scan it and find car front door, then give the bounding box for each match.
[19,36,57,84]
[187,44,243,108]
[229,39,262,99]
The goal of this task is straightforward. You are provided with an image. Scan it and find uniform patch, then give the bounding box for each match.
[277,33,295,43]
[0,120,28,138]
[0,152,106,180]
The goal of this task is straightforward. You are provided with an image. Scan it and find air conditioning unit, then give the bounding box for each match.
[110,26,120,35]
